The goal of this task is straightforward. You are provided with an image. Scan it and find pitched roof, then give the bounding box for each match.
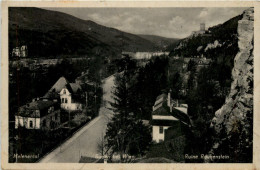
[156,93,167,101]
[49,76,69,93]
[153,93,172,116]
[152,93,190,125]
[43,77,82,99]
[171,108,190,125]
[26,100,55,110]
[174,107,188,114]
[152,103,172,116]
[42,91,60,99]
[62,83,82,94]
[69,83,82,93]
[17,100,58,117]
[153,94,167,109]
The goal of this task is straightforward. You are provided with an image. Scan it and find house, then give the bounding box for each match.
[43,76,84,111]
[152,91,189,143]
[15,100,60,130]
[182,57,211,72]
[122,51,170,60]
[11,45,28,58]
[12,47,21,57]
[20,45,28,57]
[60,83,83,111]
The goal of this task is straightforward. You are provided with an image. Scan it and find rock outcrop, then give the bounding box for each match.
[204,40,222,52]
[210,8,254,162]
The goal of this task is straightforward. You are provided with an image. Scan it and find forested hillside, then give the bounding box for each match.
[9,8,166,58]
[138,34,179,51]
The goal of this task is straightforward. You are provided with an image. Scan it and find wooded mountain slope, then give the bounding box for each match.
[9,7,170,58]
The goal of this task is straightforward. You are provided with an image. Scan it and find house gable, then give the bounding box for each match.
[43,76,69,99]
[50,77,69,93]
[60,88,71,96]
[152,92,190,143]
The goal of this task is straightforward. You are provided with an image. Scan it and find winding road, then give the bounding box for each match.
[39,75,115,163]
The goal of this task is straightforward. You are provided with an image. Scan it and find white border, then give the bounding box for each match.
[1,1,259,170]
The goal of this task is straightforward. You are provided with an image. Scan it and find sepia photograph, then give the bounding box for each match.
[1,1,258,169]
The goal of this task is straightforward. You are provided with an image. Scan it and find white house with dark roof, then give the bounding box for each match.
[15,100,60,130]
[43,76,84,111]
[152,91,189,143]
[60,83,82,111]
[43,76,69,100]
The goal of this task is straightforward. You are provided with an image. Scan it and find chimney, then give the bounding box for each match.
[168,89,172,112]
[167,90,170,107]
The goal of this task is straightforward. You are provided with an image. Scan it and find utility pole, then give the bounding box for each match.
[94,81,98,117]
[94,94,97,116]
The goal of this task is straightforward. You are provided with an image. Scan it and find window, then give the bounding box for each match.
[61,98,64,103]
[29,120,33,128]
[63,89,66,94]
[159,126,163,134]
[65,98,68,103]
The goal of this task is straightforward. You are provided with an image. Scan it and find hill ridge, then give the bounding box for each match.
[9,7,178,58]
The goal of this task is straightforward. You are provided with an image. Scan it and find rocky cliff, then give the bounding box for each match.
[210,8,254,163]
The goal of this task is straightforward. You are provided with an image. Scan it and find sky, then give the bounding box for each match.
[46,7,247,39]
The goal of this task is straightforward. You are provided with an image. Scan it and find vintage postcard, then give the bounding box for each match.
[1,1,259,170]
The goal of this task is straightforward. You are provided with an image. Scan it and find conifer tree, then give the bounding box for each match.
[104,57,151,162]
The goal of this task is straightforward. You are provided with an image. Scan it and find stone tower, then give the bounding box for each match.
[200,23,205,31]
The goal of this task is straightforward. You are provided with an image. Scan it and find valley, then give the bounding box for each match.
[8,7,254,164]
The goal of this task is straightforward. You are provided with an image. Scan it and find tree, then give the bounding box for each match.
[104,58,151,162]
[169,72,183,99]
[97,132,107,158]
[105,113,151,162]
[187,60,197,72]
[131,56,169,120]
